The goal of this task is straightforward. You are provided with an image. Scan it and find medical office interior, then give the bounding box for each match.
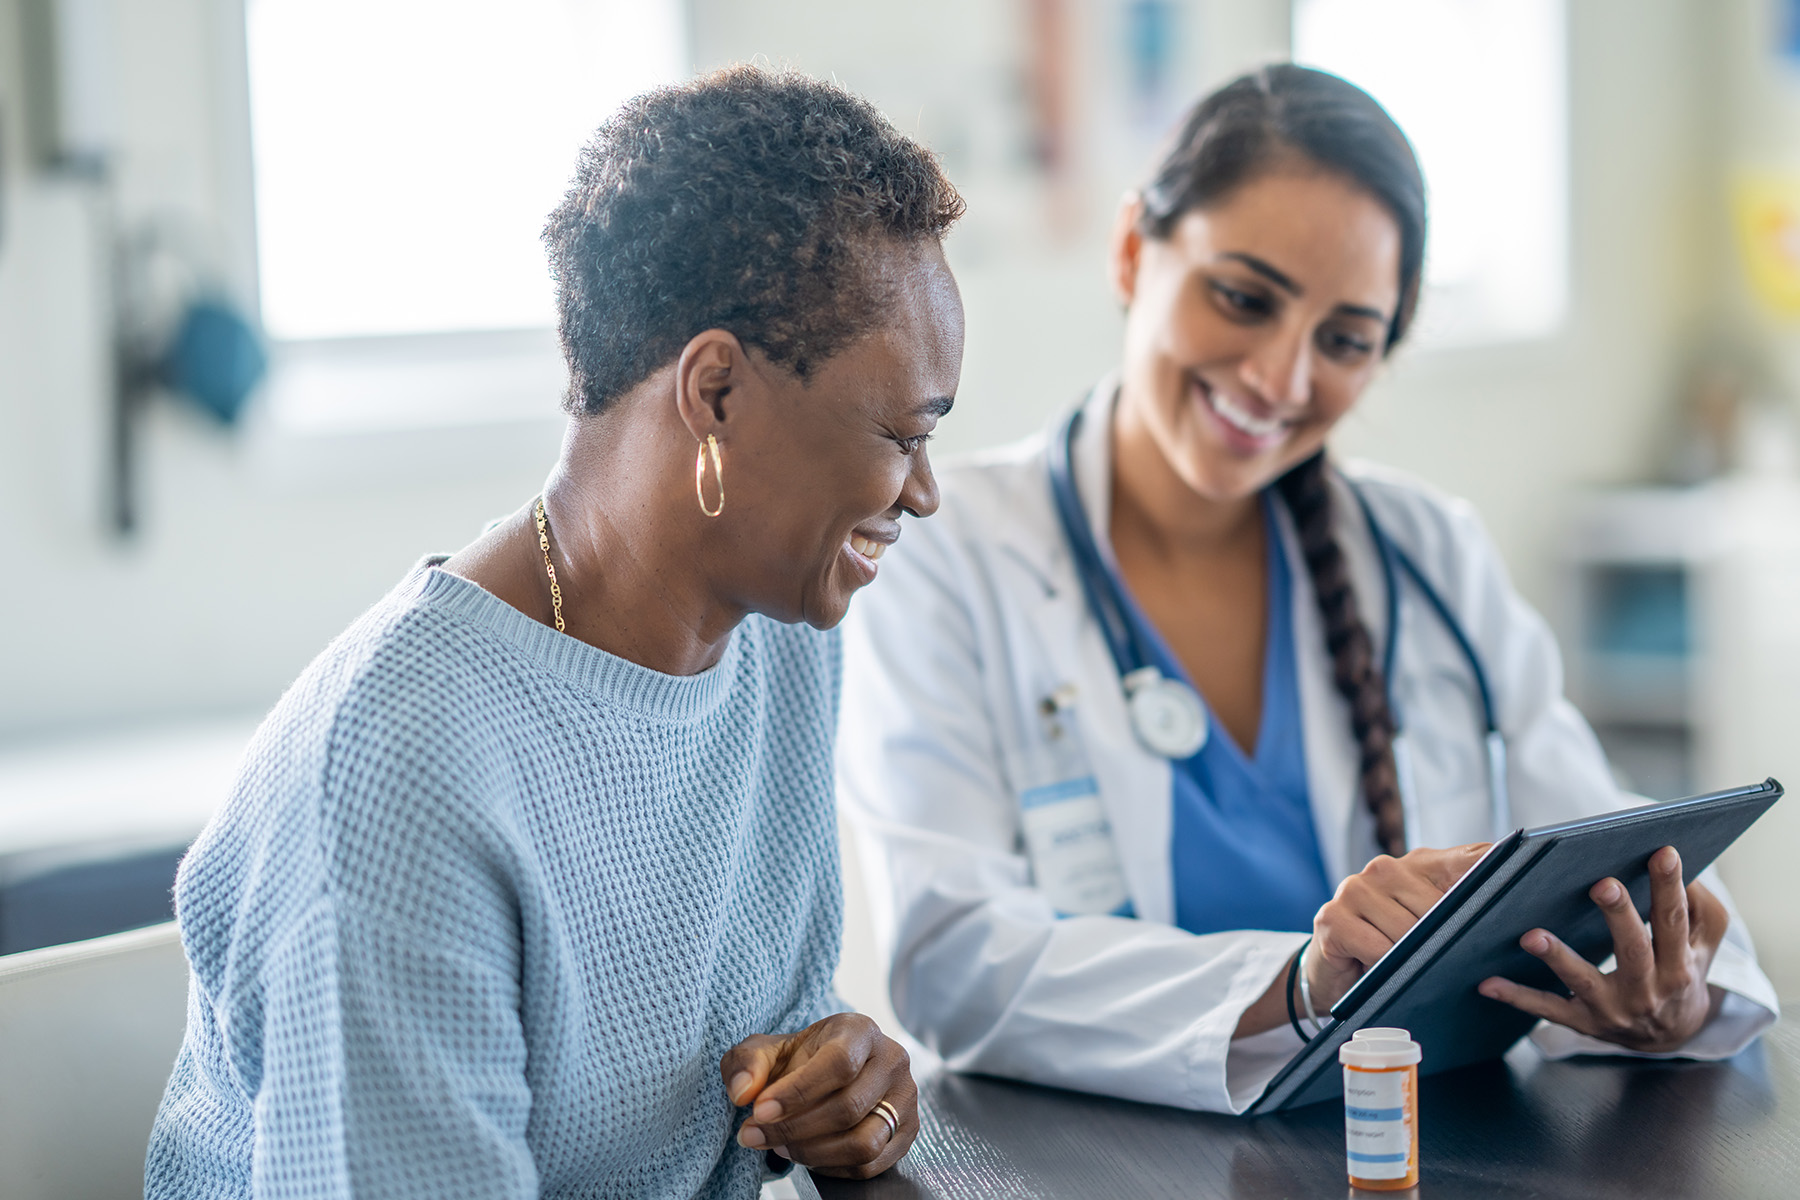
[6,0,1800,1193]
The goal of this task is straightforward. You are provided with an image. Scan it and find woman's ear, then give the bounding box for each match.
[1108,192,1147,309]
[673,329,746,440]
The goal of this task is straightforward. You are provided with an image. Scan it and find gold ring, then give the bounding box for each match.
[871,1099,900,1141]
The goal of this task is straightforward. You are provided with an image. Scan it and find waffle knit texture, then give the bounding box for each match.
[145,560,844,1199]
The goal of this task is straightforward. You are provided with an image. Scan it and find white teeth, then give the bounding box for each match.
[1204,383,1286,440]
[849,536,887,561]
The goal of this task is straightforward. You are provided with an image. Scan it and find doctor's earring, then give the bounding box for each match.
[695,434,724,517]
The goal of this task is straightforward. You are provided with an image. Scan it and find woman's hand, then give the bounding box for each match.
[1306,843,1491,1010]
[721,1012,917,1180]
[1477,846,1726,1052]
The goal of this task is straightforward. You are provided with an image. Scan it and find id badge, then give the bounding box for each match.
[1018,776,1133,917]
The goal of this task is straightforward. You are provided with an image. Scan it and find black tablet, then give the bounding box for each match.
[1248,778,1783,1114]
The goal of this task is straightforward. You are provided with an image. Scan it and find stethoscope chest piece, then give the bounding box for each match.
[1123,666,1208,759]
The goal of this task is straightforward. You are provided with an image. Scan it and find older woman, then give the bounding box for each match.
[146,68,964,1198]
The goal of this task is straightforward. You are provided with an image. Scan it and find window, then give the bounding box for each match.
[1292,0,1568,347]
[244,0,687,428]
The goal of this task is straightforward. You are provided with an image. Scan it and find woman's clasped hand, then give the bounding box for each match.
[724,1013,918,1179]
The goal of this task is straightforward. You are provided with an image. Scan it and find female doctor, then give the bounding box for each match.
[836,64,1778,1114]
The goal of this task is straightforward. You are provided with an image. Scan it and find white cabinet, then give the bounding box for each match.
[1566,480,1800,991]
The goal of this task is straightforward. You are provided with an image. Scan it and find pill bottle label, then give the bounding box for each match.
[1343,1065,1415,1182]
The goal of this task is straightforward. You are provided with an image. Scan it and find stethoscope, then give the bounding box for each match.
[1047,404,1514,845]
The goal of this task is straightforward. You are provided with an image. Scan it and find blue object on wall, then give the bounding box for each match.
[1587,565,1689,657]
[1125,0,1176,123]
[158,298,267,426]
[111,295,266,535]
[1779,0,1800,63]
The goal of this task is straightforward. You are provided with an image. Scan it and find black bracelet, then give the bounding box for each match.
[1286,936,1314,1042]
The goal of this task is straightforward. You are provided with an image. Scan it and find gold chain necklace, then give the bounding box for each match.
[534,495,565,632]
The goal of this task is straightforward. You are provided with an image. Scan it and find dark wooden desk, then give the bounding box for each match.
[814,1021,1800,1199]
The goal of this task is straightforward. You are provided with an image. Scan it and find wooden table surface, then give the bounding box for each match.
[812,1020,1800,1199]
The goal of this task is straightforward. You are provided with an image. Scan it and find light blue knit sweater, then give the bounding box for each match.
[146,560,844,1199]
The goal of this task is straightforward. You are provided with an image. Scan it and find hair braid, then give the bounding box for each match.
[1275,452,1407,858]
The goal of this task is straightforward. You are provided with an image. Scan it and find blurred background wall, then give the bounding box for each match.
[5,0,1800,996]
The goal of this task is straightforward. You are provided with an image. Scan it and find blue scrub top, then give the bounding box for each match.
[1114,492,1334,935]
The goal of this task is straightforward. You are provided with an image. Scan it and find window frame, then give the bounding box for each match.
[1289,0,1573,356]
[211,0,691,480]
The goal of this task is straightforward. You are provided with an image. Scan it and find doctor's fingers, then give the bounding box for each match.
[1517,928,1629,1019]
[1476,973,1589,1033]
[1402,842,1492,893]
[1479,928,1621,1032]
[1644,855,1726,977]
[1316,898,1414,970]
[1336,865,1442,929]
[1587,875,1658,984]
[1643,848,1694,978]
[1684,880,1728,954]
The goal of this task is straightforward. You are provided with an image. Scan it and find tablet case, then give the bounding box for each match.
[1248,778,1784,1114]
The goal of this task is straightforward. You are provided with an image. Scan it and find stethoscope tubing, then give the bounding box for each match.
[1046,406,1147,680]
[1349,486,1499,736]
[1049,403,1513,842]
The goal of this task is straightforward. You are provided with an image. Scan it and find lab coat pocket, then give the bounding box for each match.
[1395,661,1492,845]
[1012,732,1134,918]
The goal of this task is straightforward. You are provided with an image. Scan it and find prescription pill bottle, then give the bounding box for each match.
[1340,1032,1421,1191]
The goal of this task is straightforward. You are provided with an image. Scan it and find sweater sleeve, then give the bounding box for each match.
[244,708,537,1199]
[252,897,536,1199]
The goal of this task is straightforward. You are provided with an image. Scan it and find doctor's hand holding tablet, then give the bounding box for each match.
[837,64,1778,1115]
[1271,840,1731,1054]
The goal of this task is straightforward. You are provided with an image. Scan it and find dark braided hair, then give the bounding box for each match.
[1140,65,1426,856]
[1274,456,1405,855]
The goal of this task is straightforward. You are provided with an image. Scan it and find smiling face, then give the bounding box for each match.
[718,239,965,630]
[1112,164,1403,502]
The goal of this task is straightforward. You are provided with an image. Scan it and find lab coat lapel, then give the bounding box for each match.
[1289,469,1391,883]
[1002,380,1176,925]
[1072,381,1175,924]
[1038,569,1176,925]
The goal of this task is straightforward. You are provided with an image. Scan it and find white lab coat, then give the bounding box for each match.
[836,382,1778,1115]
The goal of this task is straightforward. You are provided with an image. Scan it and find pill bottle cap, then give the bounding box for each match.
[1339,1037,1421,1068]
[1350,1027,1410,1042]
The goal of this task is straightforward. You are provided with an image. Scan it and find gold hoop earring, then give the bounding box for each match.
[695,434,724,517]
